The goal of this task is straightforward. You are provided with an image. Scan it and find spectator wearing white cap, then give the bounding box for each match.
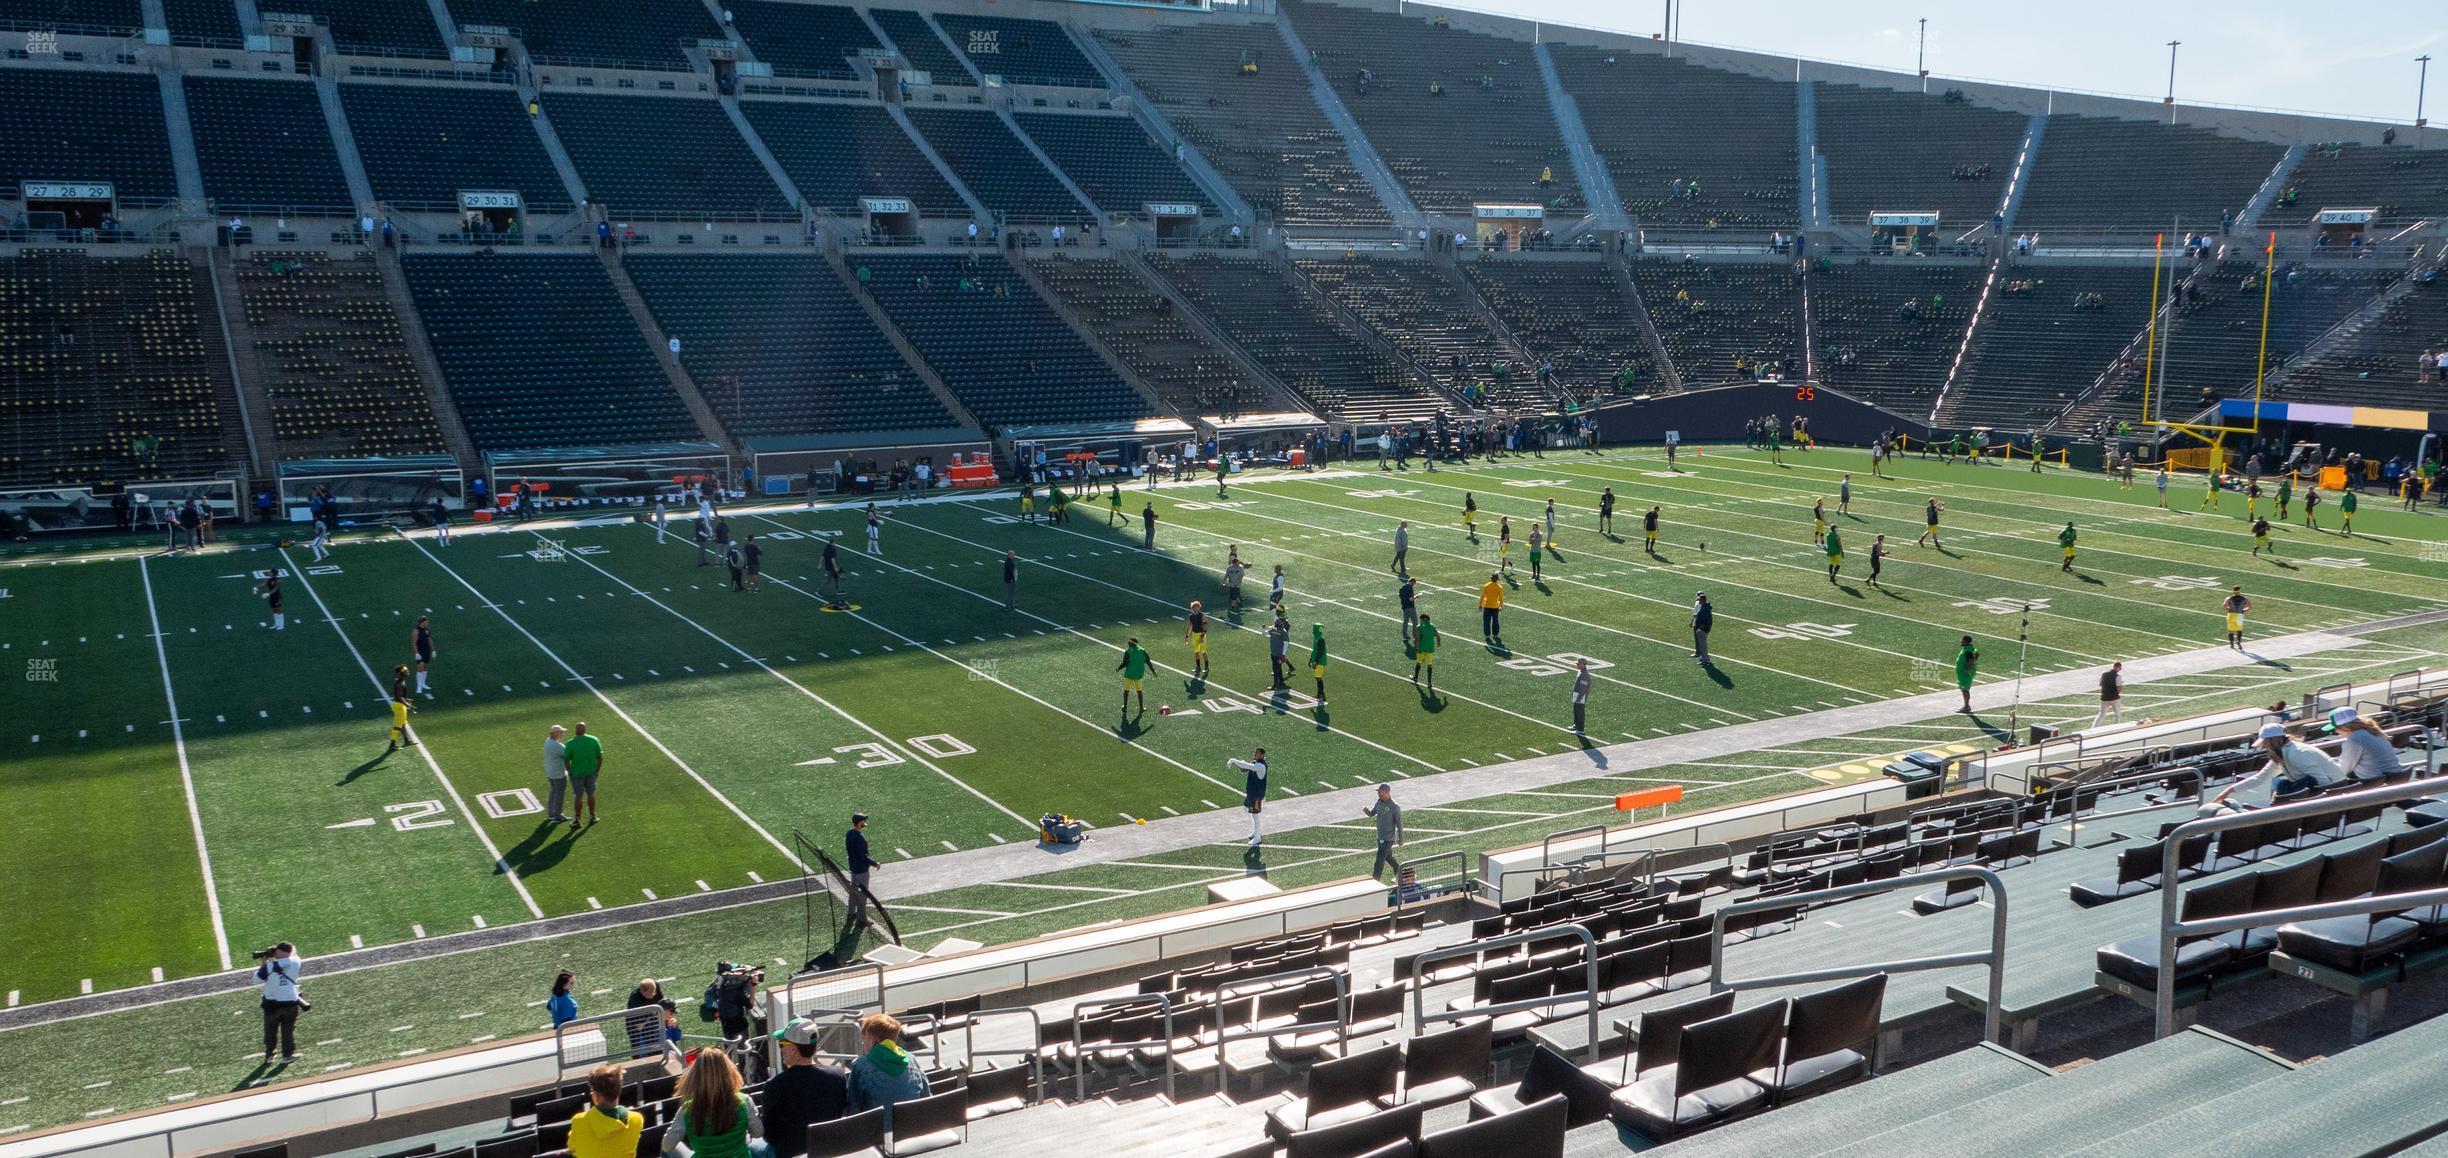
[2212,723,2344,810]
[2329,708,2408,783]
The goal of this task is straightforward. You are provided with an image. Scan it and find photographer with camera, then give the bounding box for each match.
[713,962,765,1042]
[254,942,305,1063]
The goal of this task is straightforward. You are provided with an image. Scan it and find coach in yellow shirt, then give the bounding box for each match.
[1479,573,1505,642]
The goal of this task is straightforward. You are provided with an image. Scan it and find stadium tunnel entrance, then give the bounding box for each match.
[1473,203,1542,251]
[19,181,116,230]
[862,197,920,240]
[2311,207,2378,249]
[1869,211,1940,255]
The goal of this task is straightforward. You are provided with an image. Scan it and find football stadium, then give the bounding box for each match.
[3,0,2448,1153]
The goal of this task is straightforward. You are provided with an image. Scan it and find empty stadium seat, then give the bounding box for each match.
[2263,142,2448,229]
[239,249,443,459]
[283,0,450,57]
[400,251,698,449]
[0,0,143,35]
[1551,46,1794,229]
[854,251,1141,428]
[740,100,965,217]
[624,252,950,437]
[543,92,790,218]
[725,0,877,80]
[1295,256,1525,405]
[341,84,574,213]
[1094,23,1385,226]
[1028,254,1261,417]
[868,8,975,87]
[1945,263,2153,427]
[182,75,355,215]
[902,107,1084,220]
[1628,258,1801,385]
[1817,82,2025,228]
[1460,258,1661,401]
[0,249,230,486]
[1284,0,1576,215]
[2015,115,2285,233]
[1146,251,1441,421]
[1808,260,1982,413]
[448,0,718,70]
[0,68,179,207]
[1013,111,1204,214]
[934,13,1103,88]
[159,0,241,45]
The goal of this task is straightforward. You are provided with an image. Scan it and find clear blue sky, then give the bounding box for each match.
[1437,0,2443,124]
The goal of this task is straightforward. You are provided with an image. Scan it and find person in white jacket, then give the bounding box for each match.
[2328,707,2408,782]
[2212,723,2343,810]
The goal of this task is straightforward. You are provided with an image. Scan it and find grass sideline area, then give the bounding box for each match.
[2,445,2445,1133]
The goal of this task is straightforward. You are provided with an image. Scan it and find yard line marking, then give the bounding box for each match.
[398,534,815,868]
[751,513,1408,786]
[150,967,162,983]
[885,904,1021,918]
[137,557,233,971]
[277,549,544,920]
[539,529,1039,832]
[985,881,1136,895]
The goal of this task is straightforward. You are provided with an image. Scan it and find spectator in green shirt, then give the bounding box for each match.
[1308,625,1329,706]
[1412,613,1437,694]
[1117,638,1149,716]
[1953,638,1979,715]
[562,722,604,828]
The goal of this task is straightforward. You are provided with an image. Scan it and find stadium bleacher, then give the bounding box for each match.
[400,251,699,449]
[1294,255,1531,406]
[445,0,719,70]
[1148,251,1441,422]
[541,93,792,219]
[1945,263,2153,427]
[1815,83,2026,229]
[624,252,953,437]
[1806,260,1985,414]
[854,251,1142,429]
[1012,112,1205,215]
[1093,23,1387,226]
[279,0,450,58]
[869,7,977,87]
[0,68,179,207]
[739,99,967,218]
[933,12,1105,88]
[340,83,575,213]
[1027,254,1266,417]
[2128,259,2391,411]
[1460,258,1662,402]
[0,0,142,36]
[903,107,1087,221]
[237,249,442,459]
[2014,115,2285,234]
[0,249,227,486]
[2261,142,2448,229]
[1627,258,1802,385]
[722,0,877,80]
[157,0,241,46]
[2265,273,2448,411]
[1282,0,1577,216]
[181,75,357,216]
[1551,47,1796,230]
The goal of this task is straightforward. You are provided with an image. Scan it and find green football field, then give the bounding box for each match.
[5,445,2448,1130]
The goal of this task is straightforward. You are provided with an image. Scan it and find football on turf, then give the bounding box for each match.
[1159,704,1171,716]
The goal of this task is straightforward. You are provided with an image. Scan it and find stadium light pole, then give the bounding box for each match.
[1918,18,1928,94]
[2419,55,2432,143]
[2164,40,2180,123]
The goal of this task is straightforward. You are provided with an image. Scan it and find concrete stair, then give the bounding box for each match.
[1533,42,1625,233]
[1069,22,1253,225]
[193,253,270,485]
[312,61,377,217]
[596,251,733,448]
[1113,248,1307,416]
[1602,249,1684,393]
[1275,7,1421,229]
[156,72,207,206]
[822,248,979,431]
[883,102,992,225]
[373,245,483,474]
[1005,252,1171,418]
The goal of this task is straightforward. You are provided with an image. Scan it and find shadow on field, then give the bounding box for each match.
[504,819,582,874]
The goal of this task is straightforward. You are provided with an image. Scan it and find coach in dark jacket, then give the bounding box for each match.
[1691,592,1714,665]
[846,813,878,928]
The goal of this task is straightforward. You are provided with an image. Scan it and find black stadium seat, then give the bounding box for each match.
[805,1106,886,1158]
[1423,1093,1567,1158]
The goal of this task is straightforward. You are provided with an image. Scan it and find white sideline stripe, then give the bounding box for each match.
[278,548,545,919]
[540,529,1036,832]
[982,881,1137,895]
[883,904,1022,918]
[138,556,234,971]
[400,533,815,868]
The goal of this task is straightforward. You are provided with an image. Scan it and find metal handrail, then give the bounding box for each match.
[1407,924,1601,1059]
[2151,774,2448,1038]
[1069,992,1177,1101]
[550,1005,678,1088]
[1708,866,2011,1045]
[2039,763,2224,847]
[776,961,886,1024]
[956,1006,1047,1106]
[1209,965,1349,1083]
[1541,824,1609,869]
[1393,851,1470,907]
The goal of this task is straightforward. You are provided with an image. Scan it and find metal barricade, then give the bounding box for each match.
[1707,867,2011,1045]
[1210,965,1349,1092]
[776,961,887,1024]
[2150,774,2448,1039]
[1069,992,1177,1101]
[953,1007,1047,1106]
[1541,825,1609,868]
[1406,925,1600,1059]
[551,1005,676,1089]
[1393,851,1470,907]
